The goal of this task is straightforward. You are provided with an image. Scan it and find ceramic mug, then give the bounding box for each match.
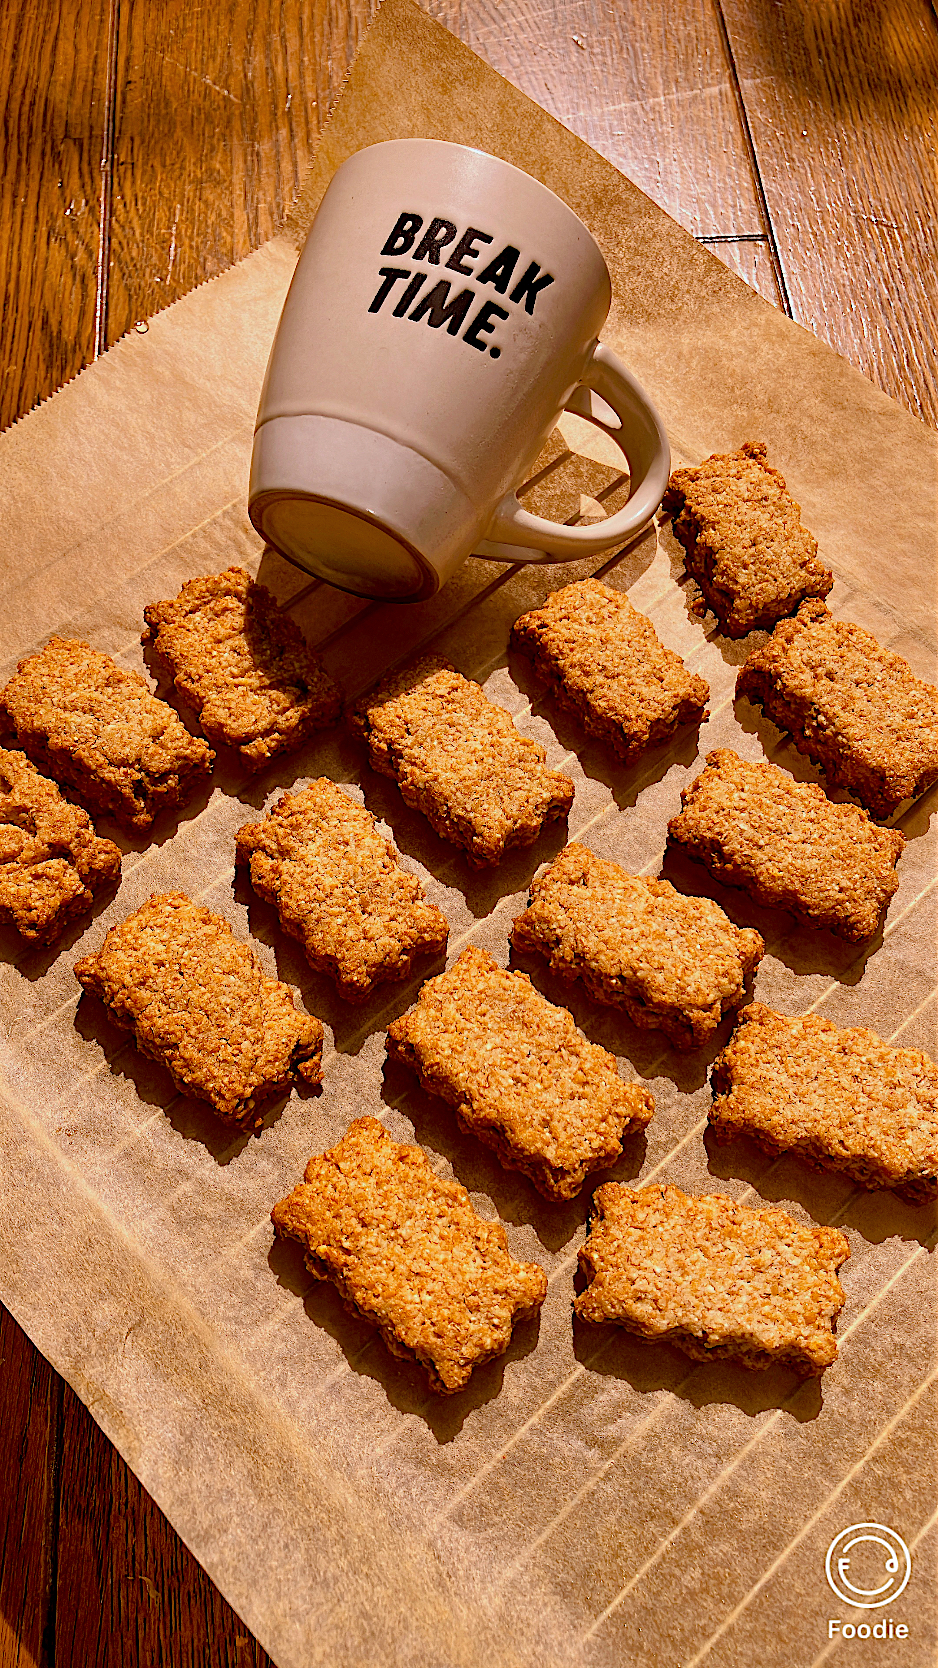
[249,139,670,601]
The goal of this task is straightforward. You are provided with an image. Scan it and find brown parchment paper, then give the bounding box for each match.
[0,4,935,1665]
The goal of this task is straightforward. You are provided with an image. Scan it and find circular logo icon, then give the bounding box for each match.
[825,1524,912,1608]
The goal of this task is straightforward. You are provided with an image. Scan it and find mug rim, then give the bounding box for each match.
[340,137,613,293]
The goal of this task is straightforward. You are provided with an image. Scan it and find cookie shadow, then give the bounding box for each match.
[356,759,571,919]
[267,1233,542,1441]
[507,649,705,813]
[703,1126,937,1247]
[571,1314,824,1420]
[507,941,740,1095]
[231,727,362,813]
[3,877,122,982]
[658,843,882,987]
[73,990,285,1164]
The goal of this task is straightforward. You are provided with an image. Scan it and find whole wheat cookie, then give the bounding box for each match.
[0,747,121,943]
[235,779,449,1001]
[347,654,574,867]
[142,566,341,770]
[509,577,709,763]
[271,1116,547,1393]
[661,442,833,636]
[736,599,938,819]
[667,749,905,941]
[75,892,322,1124]
[509,842,763,1049]
[386,945,654,1199]
[575,1182,850,1375]
[0,636,213,832]
[710,1003,937,1203]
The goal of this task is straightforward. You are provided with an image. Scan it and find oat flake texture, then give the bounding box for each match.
[386,945,654,1199]
[142,566,341,770]
[575,1182,850,1375]
[661,441,833,636]
[710,1002,937,1202]
[271,1117,548,1393]
[74,891,323,1124]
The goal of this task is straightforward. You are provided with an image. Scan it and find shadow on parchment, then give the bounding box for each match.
[733,699,938,844]
[506,646,704,813]
[231,865,448,1056]
[267,1232,542,1442]
[380,1055,647,1255]
[72,989,305,1165]
[1,870,121,982]
[571,1246,824,1422]
[657,842,885,988]
[507,940,750,1096]
[355,757,572,920]
[704,1126,939,1250]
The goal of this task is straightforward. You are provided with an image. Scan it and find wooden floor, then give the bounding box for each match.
[0,3,935,1666]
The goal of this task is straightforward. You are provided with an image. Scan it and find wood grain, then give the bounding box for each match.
[721,0,937,422]
[104,0,379,345]
[53,1355,275,1668]
[0,1302,273,1668]
[0,1304,60,1668]
[0,0,115,433]
[420,0,784,302]
[0,3,935,1665]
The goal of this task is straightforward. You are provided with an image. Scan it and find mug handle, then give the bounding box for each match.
[473,343,670,563]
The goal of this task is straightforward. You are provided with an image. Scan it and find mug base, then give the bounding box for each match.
[249,414,480,601]
[253,491,436,601]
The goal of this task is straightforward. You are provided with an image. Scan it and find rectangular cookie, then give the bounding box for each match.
[142,566,341,770]
[509,842,764,1050]
[0,636,214,832]
[385,945,654,1200]
[667,748,905,942]
[0,747,121,943]
[574,1182,850,1375]
[509,577,709,763]
[736,598,938,818]
[235,779,449,1002]
[271,1116,547,1393]
[661,442,833,636]
[710,1002,937,1203]
[347,654,574,867]
[74,892,323,1124]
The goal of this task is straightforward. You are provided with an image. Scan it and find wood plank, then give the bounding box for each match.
[420,0,784,303]
[104,0,379,346]
[53,1380,274,1668]
[721,0,937,423]
[0,0,115,433]
[0,1304,60,1668]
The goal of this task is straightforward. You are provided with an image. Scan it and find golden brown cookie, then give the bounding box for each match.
[347,654,574,867]
[510,578,709,763]
[142,566,341,770]
[75,892,322,1124]
[710,1003,937,1202]
[667,749,905,942]
[271,1117,547,1393]
[736,599,938,818]
[510,842,763,1049]
[386,946,654,1199]
[0,637,213,831]
[575,1182,850,1375]
[235,779,449,1001]
[0,747,121,943]
[662,442,832,636]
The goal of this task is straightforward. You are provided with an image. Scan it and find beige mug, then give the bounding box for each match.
[249,139,670,601]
